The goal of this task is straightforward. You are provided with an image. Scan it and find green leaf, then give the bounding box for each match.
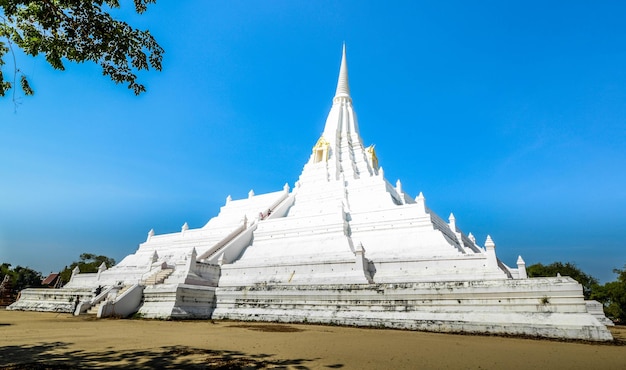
[20,75,33,95]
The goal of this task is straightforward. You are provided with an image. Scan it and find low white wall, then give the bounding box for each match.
[7,288,93,313]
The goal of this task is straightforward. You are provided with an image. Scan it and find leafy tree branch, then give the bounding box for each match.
[0,0,163,98]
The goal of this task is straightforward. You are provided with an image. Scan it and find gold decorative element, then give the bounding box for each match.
[366,145,378,169]
[312,136,330,163]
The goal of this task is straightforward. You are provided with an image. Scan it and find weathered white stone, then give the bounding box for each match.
[585,300,614,326]
[8,288,92,313]
[8,46,613,341]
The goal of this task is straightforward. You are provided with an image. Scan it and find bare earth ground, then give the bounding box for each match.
[1,309,624,369]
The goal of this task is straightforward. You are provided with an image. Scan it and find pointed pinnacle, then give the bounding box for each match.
[334,44,351,99]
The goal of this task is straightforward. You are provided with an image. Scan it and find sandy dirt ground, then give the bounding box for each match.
[1,309,624,369]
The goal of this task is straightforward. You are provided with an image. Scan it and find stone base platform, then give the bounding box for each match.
[213,277,613,341]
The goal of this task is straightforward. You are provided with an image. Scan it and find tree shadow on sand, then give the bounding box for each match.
[0,341,343,369]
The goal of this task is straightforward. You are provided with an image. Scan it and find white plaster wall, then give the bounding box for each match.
[219,259,370,286]
[138,284,216,319]
[370,256,507,283]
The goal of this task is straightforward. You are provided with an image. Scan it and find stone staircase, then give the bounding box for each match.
[83,269,174,316]
[86,284,133,315]
[143,268,174,286]
[86,301,104,315]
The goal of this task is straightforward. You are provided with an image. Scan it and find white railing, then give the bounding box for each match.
[98,284,144,318]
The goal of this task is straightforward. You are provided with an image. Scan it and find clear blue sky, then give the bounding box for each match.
[1,1,625,282]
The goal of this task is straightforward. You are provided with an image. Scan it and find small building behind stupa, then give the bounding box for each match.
[9,46,613,341]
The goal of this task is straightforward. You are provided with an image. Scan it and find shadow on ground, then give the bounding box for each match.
[0,341,343,369]
[227,323,305,332]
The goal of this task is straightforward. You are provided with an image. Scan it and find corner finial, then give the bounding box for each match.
[334,44,351,100]
[448,213,456,231]
[517,255,528,279]
[485,235,495,249]
[416,192,426,213]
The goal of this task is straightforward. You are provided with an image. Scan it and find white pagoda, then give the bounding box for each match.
[9,46,613,341]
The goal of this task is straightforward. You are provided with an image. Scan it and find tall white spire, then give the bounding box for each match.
[306,44,375,180]
[334,43,351,100]
[321,44,361,147]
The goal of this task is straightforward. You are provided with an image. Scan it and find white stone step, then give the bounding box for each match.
[143,268,174,286]
[87,301,102,315]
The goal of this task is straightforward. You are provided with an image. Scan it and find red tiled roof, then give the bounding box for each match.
[42,273,59,285]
